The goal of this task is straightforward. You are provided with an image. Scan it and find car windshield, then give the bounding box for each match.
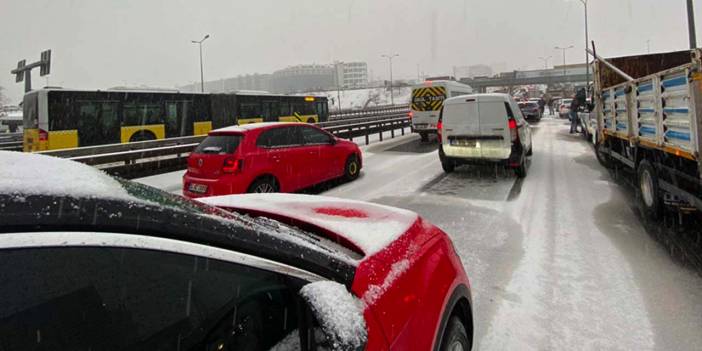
[4,1,702,350]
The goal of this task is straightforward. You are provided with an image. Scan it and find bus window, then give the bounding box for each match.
[165,102,180,137]
[99,101,121,144]
[124,103,162,126]
[48,93,75,131]
[240,102,261,119]
[262,101,279,122]
[279,101,291,117]
[76,101,100,146]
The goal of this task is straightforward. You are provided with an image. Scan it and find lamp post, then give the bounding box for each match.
[191,34,210,93]
[538,56,552,69]
[381,54,399,105]
[687,0,697,49]
[554,45,574,78]
[578,0,590,90]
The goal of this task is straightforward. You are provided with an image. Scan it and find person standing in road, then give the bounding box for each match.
[538,97,546,119]
[569,88,586,133]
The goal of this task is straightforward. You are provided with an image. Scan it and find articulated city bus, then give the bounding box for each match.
[22,88,329,151]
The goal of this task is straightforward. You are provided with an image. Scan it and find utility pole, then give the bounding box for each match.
[191,34,210,93]
[579,0,590,90]
[335,62,343,112]
[687,0,697,49]
[538,56,552,69]
[381,54,399,105]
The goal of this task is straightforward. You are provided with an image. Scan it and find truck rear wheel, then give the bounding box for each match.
[638,160,662,220]
[595,141,612,169]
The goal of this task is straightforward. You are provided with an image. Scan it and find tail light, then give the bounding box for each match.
[222,158,243,174]
[38,129,48,142]
[437,120,443,140]
[508,118,519,142]
[408,111,413,119]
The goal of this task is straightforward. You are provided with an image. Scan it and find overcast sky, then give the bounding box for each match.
[1,0,699,103]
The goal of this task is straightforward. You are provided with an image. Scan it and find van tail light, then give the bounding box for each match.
[508,118,519,143]
[38,129,48,142]
[408,111,413,119]
[437,120,443,140]
[222,158,243,174]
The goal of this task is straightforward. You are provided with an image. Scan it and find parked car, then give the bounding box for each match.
[438,93,533,177]
[183,122,362,198]
[559,98,573,118]
[518,101,541,120]
[0,151,474,350]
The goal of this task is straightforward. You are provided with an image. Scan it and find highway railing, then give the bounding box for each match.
[329,105,409,121]
[33,116,412,179]
[0,133,23,151]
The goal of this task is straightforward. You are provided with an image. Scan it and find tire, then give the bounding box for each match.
[439,316,470,351]
[420,132,429,142]
[306,117,316,124]
[637,160,662,220]
[595,141,612,169]
[129,131,156,142]
[247,177,278,193]
[442,159,455,173]
[514,156,527,178]
[344,154,361,181]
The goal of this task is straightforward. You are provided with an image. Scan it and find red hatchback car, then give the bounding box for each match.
[183,122,362,198]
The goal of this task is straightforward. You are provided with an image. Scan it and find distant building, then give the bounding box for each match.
[335,61,368,89]
[178,60,369,94]
[270,64,336,93]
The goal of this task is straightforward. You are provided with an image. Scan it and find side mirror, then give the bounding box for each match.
[299,281,367,350]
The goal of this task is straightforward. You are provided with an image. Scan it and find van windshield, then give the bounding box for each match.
[194,135,241,154]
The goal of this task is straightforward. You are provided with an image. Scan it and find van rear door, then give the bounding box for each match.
[477,100,512,159]
[442,98,480,145]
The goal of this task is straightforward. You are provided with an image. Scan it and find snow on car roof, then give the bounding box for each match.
[198,193,419,258]
[211,122,308,134]
[0,151,134,200]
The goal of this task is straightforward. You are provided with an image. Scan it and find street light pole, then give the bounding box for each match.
[579,0,590,91]
[554,45,574,77]
[687,0,697,49]
[538,56,552,69]
[191,34,210,93]
[381,54,399,105]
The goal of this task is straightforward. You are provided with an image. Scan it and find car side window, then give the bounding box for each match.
[0,246,306,351]
[256,126,302,148]
[300,126,332,145]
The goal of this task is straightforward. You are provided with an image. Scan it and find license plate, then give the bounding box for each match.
[414,123,428,129]
[188,183,208,194]
[450,139,477,147]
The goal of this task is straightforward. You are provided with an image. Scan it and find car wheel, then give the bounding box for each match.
[420,133,429,142]
[637,160,662,220]
[439,316,470,351]
[514,157,527,178]
[129,131,156,142]
[344,154,360,181]
[248,177,278,193]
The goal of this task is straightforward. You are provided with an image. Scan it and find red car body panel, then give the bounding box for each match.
[183,123,361,198]
[198,194,472,350]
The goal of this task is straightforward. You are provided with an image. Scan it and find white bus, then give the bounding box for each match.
[410,80,473,141]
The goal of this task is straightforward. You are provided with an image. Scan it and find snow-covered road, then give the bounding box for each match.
[137,117,702,350]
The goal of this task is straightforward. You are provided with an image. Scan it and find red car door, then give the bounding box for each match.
[257,126,307,192]
[299,126,340,183]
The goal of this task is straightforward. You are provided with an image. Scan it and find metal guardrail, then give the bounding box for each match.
[329,105,409,121]
[33,114,412,179]
[0,133,23,151]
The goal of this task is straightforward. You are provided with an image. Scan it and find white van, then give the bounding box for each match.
[438,93,533,177]
[410,80,473,142]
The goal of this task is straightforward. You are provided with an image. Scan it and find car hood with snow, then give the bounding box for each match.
[198,193,422,258]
